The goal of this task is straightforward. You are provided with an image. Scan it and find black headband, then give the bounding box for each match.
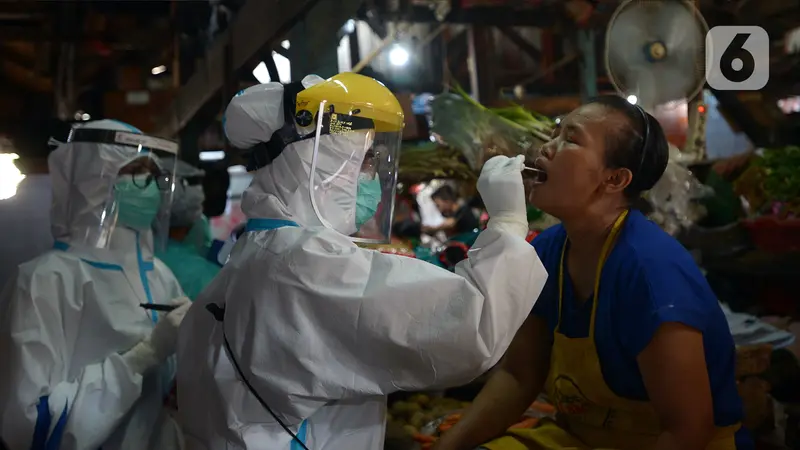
[632,104,650,182]
[245,82,374,171]
[246,81,306,171]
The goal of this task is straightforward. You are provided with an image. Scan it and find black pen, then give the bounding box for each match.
[140,303,177,312]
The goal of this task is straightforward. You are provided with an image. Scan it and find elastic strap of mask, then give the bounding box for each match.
[306,100,338,232]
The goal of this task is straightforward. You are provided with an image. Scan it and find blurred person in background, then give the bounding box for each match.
[0,120,190,450]
[156,158,221,300]
[391,193,423,245]
[434,96,748,450]
[424,184,481,238]
[177,73,548,449]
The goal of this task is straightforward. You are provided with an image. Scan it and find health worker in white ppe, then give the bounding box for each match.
[0,120,191,450]
[177,73,548,450]
[156,158,221,300]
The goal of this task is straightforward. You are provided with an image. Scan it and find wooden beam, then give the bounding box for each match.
[576,28,597,102]
[156,0,319,137]
[509,52,580,88]
[264,52,280,82]
[273,46,290,59]
[360,5,388,39]
[496,27,541,60]
[472,26,497,103]
[363,5,562,27]
[490,96,581,116]
[0,60,52,92]
[0,27,173,47]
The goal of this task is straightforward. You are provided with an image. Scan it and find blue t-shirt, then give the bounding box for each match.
[531,210,751,447]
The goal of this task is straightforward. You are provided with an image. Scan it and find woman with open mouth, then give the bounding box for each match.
[433,96,750,450]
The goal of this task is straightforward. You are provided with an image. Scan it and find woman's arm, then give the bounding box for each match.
[433,316,552,450]
[638,322,716,450]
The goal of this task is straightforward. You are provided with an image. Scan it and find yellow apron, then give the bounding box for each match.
[483,211,740,450]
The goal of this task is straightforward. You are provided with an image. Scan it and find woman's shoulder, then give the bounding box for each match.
[619,210,698,270]
[613,211,720,314]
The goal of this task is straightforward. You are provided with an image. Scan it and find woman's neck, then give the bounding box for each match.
[562,205,628,256]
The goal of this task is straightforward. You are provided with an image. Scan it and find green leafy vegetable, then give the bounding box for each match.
[756,146,800,203]
[430,85,554,171]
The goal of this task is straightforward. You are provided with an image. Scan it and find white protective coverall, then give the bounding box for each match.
[177,77,548,449]
[0,120,186,450]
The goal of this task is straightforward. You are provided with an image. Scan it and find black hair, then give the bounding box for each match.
[431,185,458,203]
[587,95,669,201]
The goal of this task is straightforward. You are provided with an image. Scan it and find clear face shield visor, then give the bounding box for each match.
[299,103,402,244]
[66,128,179,251]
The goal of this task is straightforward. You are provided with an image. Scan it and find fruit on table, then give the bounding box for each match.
[389,396,468,436]
[391,396,555,444]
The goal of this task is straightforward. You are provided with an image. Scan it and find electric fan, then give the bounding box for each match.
[604,0,709,160]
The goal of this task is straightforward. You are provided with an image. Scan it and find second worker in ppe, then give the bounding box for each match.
[156,158,221,300]
[177,73,548,449]
[0,120,190,450]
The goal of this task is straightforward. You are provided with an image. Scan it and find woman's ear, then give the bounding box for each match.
[604,167,633,195]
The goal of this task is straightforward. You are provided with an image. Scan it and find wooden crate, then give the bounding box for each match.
[117,66,144,91]
[736,344,773,378]
[738,377,773,432]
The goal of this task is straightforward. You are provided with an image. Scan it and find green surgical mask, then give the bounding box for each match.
[115,175,162,230]
[355,174,381,229]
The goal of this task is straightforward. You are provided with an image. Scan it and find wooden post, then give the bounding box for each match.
[472,26,497,104]
[577,28,597,103]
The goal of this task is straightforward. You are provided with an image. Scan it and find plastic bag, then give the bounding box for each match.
[647,161,714,235]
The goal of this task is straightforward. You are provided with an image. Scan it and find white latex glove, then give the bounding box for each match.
[477,155,528,238]
[150,296,192,358]
[123,297,192,375]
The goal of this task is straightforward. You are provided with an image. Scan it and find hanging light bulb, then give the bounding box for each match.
[389,45,410,66]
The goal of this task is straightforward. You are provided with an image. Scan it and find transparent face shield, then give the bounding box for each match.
[301,102,402,244]
[66,128,179,251]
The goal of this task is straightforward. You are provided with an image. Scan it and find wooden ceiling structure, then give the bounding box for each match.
[0,0,191,166]
[1,0,799,166]
[359,0,800,146]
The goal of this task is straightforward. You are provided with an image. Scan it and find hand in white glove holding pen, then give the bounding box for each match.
[123,296,192,374]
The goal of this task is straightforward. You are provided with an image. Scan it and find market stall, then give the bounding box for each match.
[376,90,800,450]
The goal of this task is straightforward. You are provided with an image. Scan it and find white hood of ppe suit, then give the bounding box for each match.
[179,77,550,450]
[224,75,366,235]
[48,119,160,253]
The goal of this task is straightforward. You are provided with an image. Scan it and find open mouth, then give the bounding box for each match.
[523,158,548,184]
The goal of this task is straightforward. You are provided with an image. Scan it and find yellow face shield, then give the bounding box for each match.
[294,73,405,244]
